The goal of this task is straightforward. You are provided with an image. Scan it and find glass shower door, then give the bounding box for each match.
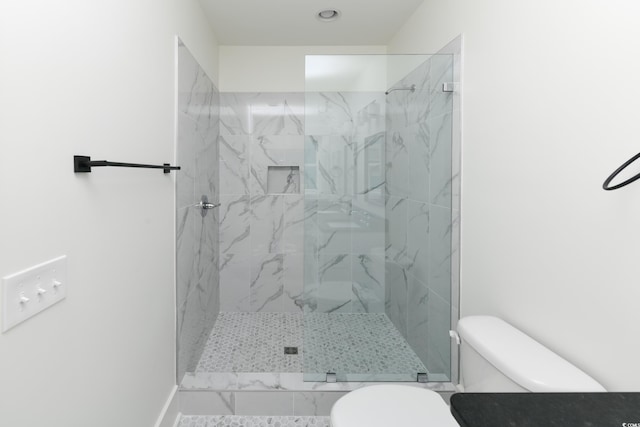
[302,54,456,382]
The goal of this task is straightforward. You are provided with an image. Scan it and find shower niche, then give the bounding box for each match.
[267,165,300,194]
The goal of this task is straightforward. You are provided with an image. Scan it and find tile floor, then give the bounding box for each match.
[178,415,330,427]
[195,312,427,377]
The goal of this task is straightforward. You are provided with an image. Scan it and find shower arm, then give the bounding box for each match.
[385,84,416,95]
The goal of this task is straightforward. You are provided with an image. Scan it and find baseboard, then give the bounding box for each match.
[155,385,180,427]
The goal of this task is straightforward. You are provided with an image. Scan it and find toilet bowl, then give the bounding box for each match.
[330,315,605,427]
[330,385,458,427]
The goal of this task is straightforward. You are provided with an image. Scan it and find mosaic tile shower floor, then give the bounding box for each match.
[195,312,426,376]
[178,415,330,427]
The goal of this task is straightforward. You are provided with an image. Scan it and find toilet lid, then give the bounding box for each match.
[331,385,459,427]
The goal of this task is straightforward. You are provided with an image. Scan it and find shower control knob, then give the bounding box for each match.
[195,195,220,217]
[201,202,220,209]
[195,201,220,210]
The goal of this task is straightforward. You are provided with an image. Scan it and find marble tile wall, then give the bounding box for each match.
[384,54,457,379]
[218,93,305,313]
[219,91,387,315]
[176,42,221,382]
[304,92,386,314]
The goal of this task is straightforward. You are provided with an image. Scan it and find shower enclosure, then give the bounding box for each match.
[302,51,459,383]
[175,38,461,391]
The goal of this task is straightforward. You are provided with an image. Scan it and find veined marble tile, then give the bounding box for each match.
[293,392,348,416]
[426,289,451,377]
[385,258,408,339]
[350,222,385,256]
[450,208,460,307]
[429,112,452,208]
[302,251,319,313]
[385,130,409,198]
[394,56,431,127]
[219,134,251,195]
[428,205,452,304]
[350,196,385,255]
[351,254,384,313]
[250,253,284,312]
[314,135,354,196]
[177,43,200,113]
[386,61,429,129]
[407,122,431,203]
[176,112,198,209]
[235,392,294,416]
[194,87,219,147]
[178,45,215,117]
[179,391,235,415]
[283,253,304,312]
[317,255,352,313]
[251,135,303,194]
[302,196,318,258]
[385,89,405,132]
[220,92,255,135]
[358,98,386,136]
[405,60,431,126]
[250,195,284,254]
[316,196,352,256]
[178,282,214,380]
[177,207,196,310]
[196,133,218,201]
[303,136,319,191]
[354,131,385,196]
[219,195,251,255]
[407,274,430,368]
[193,210,219,318]
[385,195,408,267]
[202,209,220,303]
[283,195,304,253]
[219,253,251,312]
[180,372,239,389]
[304,92,355,136]
[237,373,294,391]
[406,200,429,285]
[283,92,305,135]
[251,93,285,136]
[251,136,286,195]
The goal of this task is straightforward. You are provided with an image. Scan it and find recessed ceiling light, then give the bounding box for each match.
[316,9,341,22]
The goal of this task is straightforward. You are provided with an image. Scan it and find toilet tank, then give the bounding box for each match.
[457,316,606,392]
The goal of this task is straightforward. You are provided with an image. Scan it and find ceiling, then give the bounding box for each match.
[199,0,425,46]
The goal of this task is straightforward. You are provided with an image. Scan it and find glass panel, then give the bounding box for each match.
[303,54,455,382]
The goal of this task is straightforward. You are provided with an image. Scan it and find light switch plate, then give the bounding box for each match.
[2,255,67,332]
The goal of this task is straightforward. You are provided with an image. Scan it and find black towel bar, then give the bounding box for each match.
[74,155,180,174]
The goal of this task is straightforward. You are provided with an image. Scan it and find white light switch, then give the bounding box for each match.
[2,255,67,332]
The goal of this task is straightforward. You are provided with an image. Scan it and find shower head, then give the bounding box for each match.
[385,84,416,95]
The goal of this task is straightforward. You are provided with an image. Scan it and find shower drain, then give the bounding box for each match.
[284,347,298,355]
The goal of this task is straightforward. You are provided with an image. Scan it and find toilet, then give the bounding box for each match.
[330,315,606,427]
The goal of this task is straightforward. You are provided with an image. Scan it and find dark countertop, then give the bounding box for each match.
[450,393,640,427]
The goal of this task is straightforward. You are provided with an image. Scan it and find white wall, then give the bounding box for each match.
[389,0,640,391]
[219,46,386,92]
[0,1,218,426]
